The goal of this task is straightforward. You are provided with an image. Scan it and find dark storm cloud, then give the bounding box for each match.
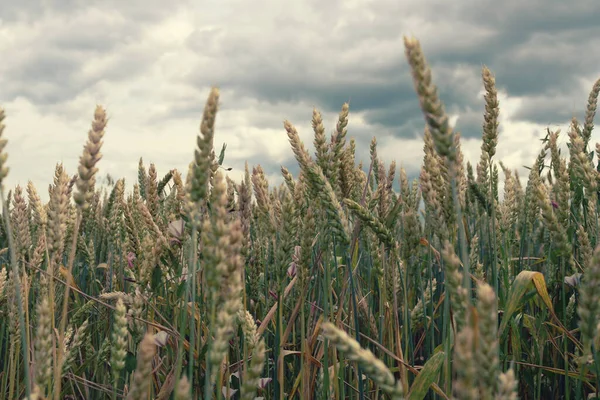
[182,30,425,135]
[175,0,600,138]
[512,94,584,126]
[413,0,600,125]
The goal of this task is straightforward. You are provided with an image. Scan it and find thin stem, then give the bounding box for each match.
[55,212,82,400]
[1,190,31,397]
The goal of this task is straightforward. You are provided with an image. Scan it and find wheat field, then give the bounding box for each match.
[0,35,599,400]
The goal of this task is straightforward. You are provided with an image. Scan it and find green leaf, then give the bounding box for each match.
[218,143,227,165]
[151,264,162,292]
[408,351,445,400]
[384,196,403,230]
[125,351,137,375]
[499,271,554,336]
[176,280,186,297]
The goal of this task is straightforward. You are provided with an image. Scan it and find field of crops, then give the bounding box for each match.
[1,35,599,399]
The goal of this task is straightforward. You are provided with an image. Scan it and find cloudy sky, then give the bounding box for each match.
[1,0,599,201]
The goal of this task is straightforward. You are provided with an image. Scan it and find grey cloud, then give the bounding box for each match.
[178,0,600,135]
[1,0,190,23]
[512,94,585,126]
[0,1,188,107]
[3,0,600,194]
[8,0,596,139]
[453,109,485,142]
[244,153,299,182]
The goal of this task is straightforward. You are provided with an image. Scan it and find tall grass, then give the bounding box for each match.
[0,35,599,400]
